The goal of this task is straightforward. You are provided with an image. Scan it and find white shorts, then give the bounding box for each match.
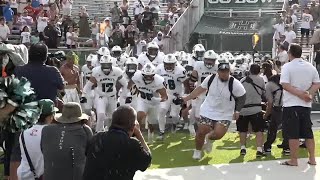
[136,97,159,124]
[94,95,117,118]
[63,88,80,103]
[160,94,181,117]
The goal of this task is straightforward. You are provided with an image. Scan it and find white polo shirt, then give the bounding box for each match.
[277,50,289,64]
[200,75,246,121]
[280,58,320,107]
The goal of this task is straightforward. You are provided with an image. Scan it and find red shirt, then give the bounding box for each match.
[24,5,35,16]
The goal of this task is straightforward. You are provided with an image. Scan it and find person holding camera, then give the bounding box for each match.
[83,105,151,180]
[134,0,144,20]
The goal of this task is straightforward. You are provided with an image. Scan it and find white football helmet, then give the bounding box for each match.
[125,57,138,75]
[204,50,218,69]
[111,45,122,58]
[192,44,205,60]
[86,54,95,62]
[163,54,177,72]
[141,63,156,84]
[97,47,110,56]
[100,55,113,74]
[147,42,159,58]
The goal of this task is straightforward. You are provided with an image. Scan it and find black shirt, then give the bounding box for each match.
[83,127,151,180]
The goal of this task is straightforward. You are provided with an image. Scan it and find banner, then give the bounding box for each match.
[205,0,284,9]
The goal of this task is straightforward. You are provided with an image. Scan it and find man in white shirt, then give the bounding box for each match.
[284,25,296,44]
[272,18,285,58]
[280,43,320,166]
[134,0,144,20]
[301,8,313,46]
[183,63,246,160]
[0,17,10,42]
[277,44,289,65]
[17,99,57,180]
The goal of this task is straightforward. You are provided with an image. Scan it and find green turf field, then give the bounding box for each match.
[148,131,320,169]
[0,131,319,179]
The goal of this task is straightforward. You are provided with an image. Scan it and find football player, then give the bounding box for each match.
[188,50,218,134]
[187,44,206,68]
[155,54,188,140]
[93,47,110,67]
[137,42,165,69]
[111,45,122,60]
[83,55,128,132]
[81,54,96,113]
[119,57,139,109]
[129,63,168,143]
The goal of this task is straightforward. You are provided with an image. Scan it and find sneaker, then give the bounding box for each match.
[188,124,196,137]
[264,148,271,154]
[256,151,266,157]
[156,132,165,141]
[277,144,284,149]
[192,150,202,160]
[183,123,189,130]
[202,134,213,153]
[282,149,290,156]
[240,149,247,156]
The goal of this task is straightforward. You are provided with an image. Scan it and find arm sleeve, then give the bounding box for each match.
[235,94,246,112]
[130,138,152,171]
[200,75,211,90]
[280,64,290,84]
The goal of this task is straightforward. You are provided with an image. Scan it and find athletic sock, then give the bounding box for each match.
[241,145,246,150]
[257,147,263,152]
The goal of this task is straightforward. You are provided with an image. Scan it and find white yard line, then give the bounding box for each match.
[134,157,320,180]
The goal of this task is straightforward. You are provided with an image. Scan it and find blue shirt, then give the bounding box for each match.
[3,4,13,22]
[14,63,64,102]
[31,0,40,8]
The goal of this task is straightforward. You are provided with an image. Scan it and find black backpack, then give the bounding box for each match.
[207,74,235,101]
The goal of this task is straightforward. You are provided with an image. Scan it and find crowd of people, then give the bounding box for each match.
[0,0,189,52]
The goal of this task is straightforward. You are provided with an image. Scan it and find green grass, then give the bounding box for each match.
[148,131,320,169]
[0,131,319,179]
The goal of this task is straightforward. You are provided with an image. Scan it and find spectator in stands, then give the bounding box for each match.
[37,10,48,33]
[278,34,289,51]
[48,3,58,21]
[272,18,285,58]
[289,9,298,32]
[284,24,296,44]
[78,6,90,37]
[149,0,160,23]
[121,10,131,28]
[43,19,60,48]
[62,14,76,43]
[61,0,73,16]
[9,0,18,22]
[66,26,77,49]
[17,99,56,180]
[83,105,151,180]
[3,2,14,29]
[133,0,144,20]
[280,44,319,166]
[41,102,92,180]
[168,11,178,26]
[110,2,122,28]
[141,6,153,32]
[124,22,138,48]
[301,7,313,46]
[31,0,40,8]
[159,14,169,28]
[110,23,124,48]
[277,44,289,65]
[21,26,31,46]
[103,17,112,38]
[24,0,35,17]
[120,0,129,15]
[0,16,10,43]
[91,16,99,48]
[309,1,318,35]
[17,9,34,31]
[18,0,28,14]
[31,31,40,43]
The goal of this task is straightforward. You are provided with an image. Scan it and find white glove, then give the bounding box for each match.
[151,97,161,104]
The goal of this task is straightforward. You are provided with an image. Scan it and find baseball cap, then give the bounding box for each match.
[39,99,59,115]
[218,63,230,70]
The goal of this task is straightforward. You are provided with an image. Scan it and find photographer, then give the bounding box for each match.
[83,105,151,180]
[110,23,125,48]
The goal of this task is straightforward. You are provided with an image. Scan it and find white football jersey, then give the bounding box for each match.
[132,70,165,103]
[194,61,218,86]
[92,66,124,97]
[156,64,187,96]
[81,65,93,81]
[137,52,165,67]
[114,58,126,70]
